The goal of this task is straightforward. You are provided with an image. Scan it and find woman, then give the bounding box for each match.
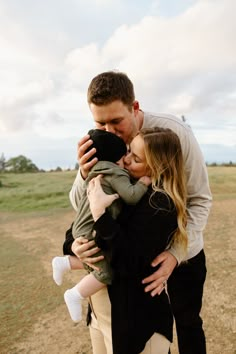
[71,127,188,354]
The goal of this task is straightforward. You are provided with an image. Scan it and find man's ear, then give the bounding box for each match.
[133,100,140,113]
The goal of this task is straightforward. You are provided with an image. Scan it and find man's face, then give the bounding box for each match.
[89,100,139,144]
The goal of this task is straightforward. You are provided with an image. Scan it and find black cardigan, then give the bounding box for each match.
[93,188,177,354]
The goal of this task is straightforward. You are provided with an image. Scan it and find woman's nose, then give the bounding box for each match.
[124,153,131,165]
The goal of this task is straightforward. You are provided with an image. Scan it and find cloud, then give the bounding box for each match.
[64,0,236,122]
[0,79,54,132]
[0,0,235,167]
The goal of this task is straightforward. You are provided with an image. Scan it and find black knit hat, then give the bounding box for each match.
[86,129,127,163]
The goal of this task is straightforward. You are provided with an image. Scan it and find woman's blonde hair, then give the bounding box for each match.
[139,127,188,254]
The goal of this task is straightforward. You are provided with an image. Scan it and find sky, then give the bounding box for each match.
[0,0,235,170]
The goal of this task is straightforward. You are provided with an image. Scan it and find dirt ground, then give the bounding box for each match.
[1,198,236,354]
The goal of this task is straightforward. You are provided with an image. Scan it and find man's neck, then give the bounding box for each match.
[137,109,144,130]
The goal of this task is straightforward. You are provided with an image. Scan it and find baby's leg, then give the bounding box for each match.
[68,255,84,270]
[64,273,105,322]
[78,273,106,298]
[52,255,83,285]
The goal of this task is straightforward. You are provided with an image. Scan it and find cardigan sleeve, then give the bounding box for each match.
[93,211,121,250]
[62,223,76,256]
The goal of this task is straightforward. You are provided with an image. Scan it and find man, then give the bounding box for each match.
[70,71,212,354]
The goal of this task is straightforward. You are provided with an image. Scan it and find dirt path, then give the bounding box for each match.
[1,199,236,354]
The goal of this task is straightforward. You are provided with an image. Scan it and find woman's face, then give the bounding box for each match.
[124,134,149,178]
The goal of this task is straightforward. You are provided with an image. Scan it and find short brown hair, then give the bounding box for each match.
[87,71,135,109]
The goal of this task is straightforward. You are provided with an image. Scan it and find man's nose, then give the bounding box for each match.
[105,124,116,134]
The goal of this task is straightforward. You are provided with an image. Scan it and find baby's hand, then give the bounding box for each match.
[139,176,152,186]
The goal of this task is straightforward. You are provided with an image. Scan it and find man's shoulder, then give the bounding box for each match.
[143,111,191,131]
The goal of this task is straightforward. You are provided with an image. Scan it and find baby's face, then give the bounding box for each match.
[116,156,125,169]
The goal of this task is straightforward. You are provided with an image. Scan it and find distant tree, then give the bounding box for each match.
[6,155,39,173]
[0,153,6,172]
[55,166,62,172]
[75,162,79,170]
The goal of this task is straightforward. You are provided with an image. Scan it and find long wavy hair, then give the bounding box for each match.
[139,127,188,254]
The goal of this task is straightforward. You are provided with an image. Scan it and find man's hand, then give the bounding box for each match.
[71,237,104,271]
[78,134,98,179]
[142,251,177,296]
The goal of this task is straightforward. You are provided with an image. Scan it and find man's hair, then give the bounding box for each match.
[87,71,135,110]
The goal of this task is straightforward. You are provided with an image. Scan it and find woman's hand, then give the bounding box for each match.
[77,134,98,179]
[71,237,104,271]
[87,175,120,221]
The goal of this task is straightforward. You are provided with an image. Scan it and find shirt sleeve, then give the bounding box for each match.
[168,128,212,263]
[69,169,86,211]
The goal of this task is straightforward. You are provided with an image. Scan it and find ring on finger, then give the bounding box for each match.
[162,280,167,287]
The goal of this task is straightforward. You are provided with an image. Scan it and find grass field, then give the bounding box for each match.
[0,167,235,353]
[0,171,77,212]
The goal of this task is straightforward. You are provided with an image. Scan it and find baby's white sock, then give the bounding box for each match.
[64,286,84,322]
[52,256,70,285]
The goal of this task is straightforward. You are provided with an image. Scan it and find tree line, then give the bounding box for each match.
[0,152,235,174]
[0,153,79,173]
[0,153,40,173]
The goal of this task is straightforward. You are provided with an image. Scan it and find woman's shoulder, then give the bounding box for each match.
[147,188,176,213]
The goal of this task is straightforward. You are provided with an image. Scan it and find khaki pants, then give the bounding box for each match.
[89,287,170,354]
[141,333,170,354]
[89,288,113,354]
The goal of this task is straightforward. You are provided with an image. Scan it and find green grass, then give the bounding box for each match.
[0,235,63,352]
[0,171,79,352]
[1,167,235,212]
[0,171,77,212]
[0,166,235,353]
[207,166,236,200]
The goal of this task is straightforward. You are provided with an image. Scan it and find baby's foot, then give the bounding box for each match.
[52,256,70,285]
[64,287,83,322]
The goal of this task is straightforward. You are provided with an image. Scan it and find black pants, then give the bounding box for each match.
[168,250,207,354]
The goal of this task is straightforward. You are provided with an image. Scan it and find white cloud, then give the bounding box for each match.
[0,79,54,132]
[0,0,235,167]
[62,0,236,129]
